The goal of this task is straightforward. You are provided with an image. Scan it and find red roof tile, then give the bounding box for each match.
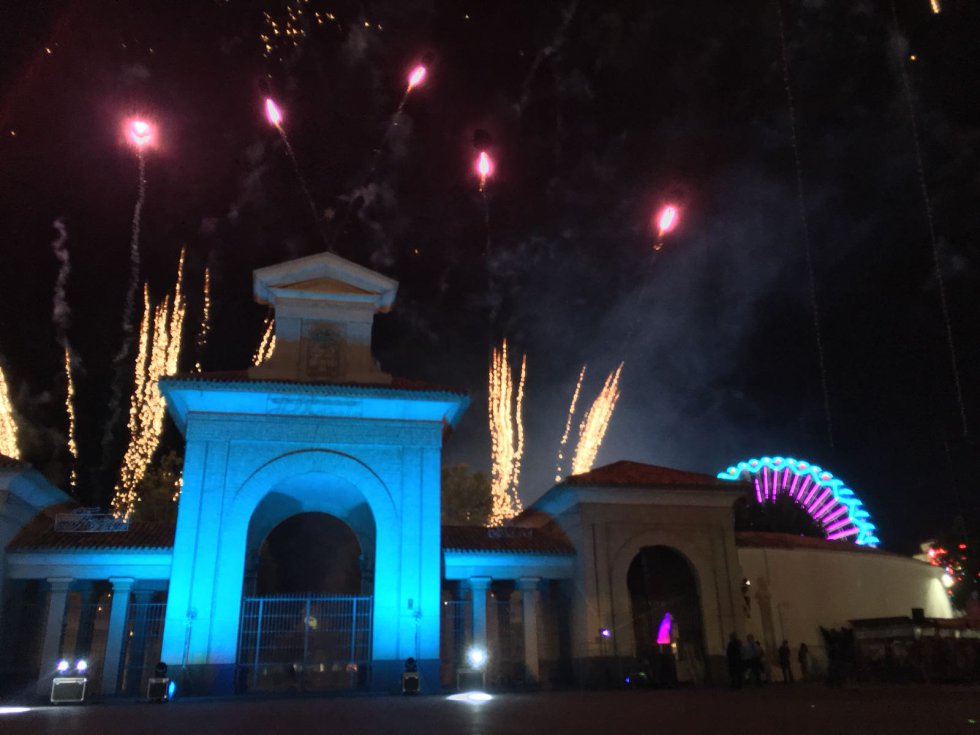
[564,460,738,489]
[8,508,175,551]
[162,370,467,397]
[442,525,575,554]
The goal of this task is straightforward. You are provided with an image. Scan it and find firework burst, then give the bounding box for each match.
[571,363,624,476]
[253,316,277,366]
[488,340,526,525]
[111,252,186,520]
[555,365,587,482]
[0,361,20,460]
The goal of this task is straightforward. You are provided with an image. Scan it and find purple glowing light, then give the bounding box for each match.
[656,612,673,645]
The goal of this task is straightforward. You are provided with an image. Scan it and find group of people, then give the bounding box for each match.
[726,633,809,688]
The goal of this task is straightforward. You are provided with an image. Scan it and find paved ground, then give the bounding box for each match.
[1,684,977,735]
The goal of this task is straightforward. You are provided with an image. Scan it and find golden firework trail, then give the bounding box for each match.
[488,340,526,525]
[930,0,941,13]
[555,365,587,482]
[194,267,211,373]
[112,253,186,519]
[253,316,276,366]
[571,363,624,476]
[64,346,78,489]
[0,361,20,460]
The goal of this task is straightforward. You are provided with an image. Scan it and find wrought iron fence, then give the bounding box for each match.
[118,600,166,695]
[237,594,372,692]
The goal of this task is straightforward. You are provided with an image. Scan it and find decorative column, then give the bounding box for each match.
[468,577,491,651]
[36,577,73,696]
[518,577,541,684]
[101,578,134,695]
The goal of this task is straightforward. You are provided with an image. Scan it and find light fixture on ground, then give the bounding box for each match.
[457,646,488,691]
[401,657,420,694]
[50,659,88,704]
[446,691,493,704]
[146,661,173,702]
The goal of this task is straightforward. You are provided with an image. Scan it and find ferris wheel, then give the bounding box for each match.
[718,456,879,547]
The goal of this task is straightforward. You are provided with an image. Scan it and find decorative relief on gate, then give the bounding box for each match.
[303,323,344,379]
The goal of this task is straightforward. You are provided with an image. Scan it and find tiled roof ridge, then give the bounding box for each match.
[161,370,467,397]
[564,459,738,488]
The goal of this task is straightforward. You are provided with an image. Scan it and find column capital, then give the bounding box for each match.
[108,577,135,592]
[466,576,492,591]
[517,576,542,591]
[46,577,73,592]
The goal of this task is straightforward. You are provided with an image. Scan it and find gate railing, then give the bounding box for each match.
[237,594,372,692]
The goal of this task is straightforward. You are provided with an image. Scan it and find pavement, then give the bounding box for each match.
[0,684,977,735]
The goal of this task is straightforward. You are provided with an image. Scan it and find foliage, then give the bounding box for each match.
[133,449,182,524]
[441,463,492,526]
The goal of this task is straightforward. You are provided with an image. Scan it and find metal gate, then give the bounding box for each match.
[118,600,167,695]
[237,594,372,692]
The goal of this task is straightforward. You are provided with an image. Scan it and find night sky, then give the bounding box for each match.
[1,0,978,552]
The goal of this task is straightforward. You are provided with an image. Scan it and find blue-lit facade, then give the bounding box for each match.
[0,254,954,698]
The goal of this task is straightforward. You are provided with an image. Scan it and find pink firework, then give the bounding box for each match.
[127,119,154,148]
[476,150,494,191]
[657,205,678,237]
[407,65,427,90]
[264,97,283,127]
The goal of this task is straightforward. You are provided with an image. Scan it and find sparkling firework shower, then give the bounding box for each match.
[571,363,624,476]
[264,97,323,241]
[652,204,679,251]
[194,267,211,373]
[0,361,20,460]
[64,347,78,489]
[476,150,493,193]
[253,316,276,366]
[112,253,186,519]
[118,119,153,351]
[555,365,587,482]
[488,340,526,525]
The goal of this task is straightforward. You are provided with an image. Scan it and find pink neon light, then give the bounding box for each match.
[754,478,762,503]
[809,488,832,513]
[827,527,859,541]
[780,467,791,491]
[813,502,836,521]
[656,613,673,645]
[822,505,848,524]
[801,479,819,506]
[825,516,852,534]
[788,472,802,499]
[762,467,771,501]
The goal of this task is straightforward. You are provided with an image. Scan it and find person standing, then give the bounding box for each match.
[744,635,761,685]
[778,640,793,683]
[727,633,743,689]
[798,641,810,681]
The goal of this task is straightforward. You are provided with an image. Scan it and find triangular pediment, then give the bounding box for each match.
[253,252,398,312]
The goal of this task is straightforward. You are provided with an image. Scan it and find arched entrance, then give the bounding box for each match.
[627,546,705,685]
[237,481,377,693]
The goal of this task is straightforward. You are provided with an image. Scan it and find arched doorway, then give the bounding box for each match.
[238,498,375,692]
[627,546,705,685]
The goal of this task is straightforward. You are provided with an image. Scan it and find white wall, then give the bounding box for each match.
[737,543,953,674]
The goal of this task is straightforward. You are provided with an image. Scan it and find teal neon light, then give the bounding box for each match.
[717,456,879,547]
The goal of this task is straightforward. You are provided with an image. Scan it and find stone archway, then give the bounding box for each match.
[627,545,705,685]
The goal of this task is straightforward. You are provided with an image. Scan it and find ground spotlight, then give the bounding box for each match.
[447,691,493,704]
[0,707,31,715]
[51,657,88,704]
[147,661,171,702]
